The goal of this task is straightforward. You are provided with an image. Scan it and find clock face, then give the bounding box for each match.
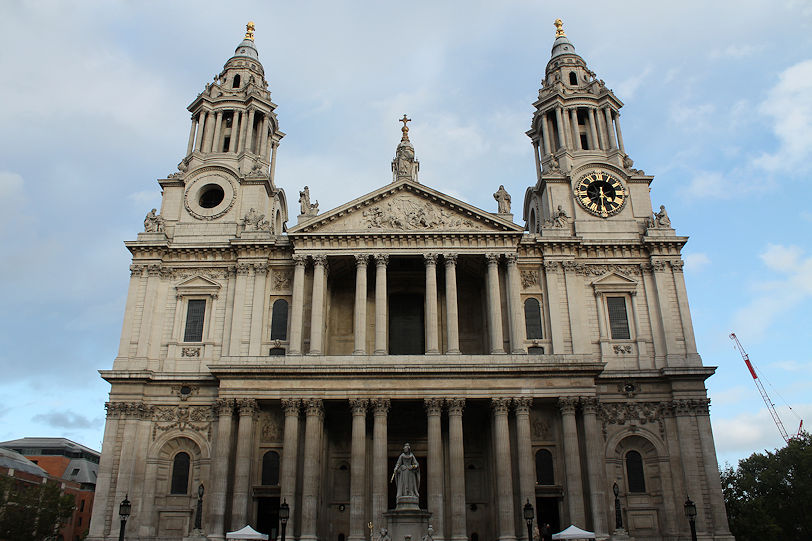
[575,171,627,218]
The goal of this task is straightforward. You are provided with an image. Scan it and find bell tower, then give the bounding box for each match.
[152,22,288,243]
[523,19,658,240]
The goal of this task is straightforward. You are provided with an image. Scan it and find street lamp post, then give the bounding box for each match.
[523,499,534,541]
[613,483,622,530]
[194,484,205,531]
[684,496,697,541]
[118,494,131,541]
[279,499,290,541]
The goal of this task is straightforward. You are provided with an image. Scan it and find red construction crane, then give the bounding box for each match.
[729,333,803,443]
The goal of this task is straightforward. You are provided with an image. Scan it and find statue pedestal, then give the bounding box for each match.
[383,508,431,541]
[609,528,633,541]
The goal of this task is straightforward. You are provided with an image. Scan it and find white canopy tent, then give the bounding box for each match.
[551,525,596,540]
[225,525,269,540]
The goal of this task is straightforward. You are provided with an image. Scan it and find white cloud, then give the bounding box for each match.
[615,66,652,100]
[731,244,812,340]
[684,253,711,273]
[710,44,756,59]
[670,103,716,131]
[0,171,23,200]
[754,59,812,172]
[686,171,733,198]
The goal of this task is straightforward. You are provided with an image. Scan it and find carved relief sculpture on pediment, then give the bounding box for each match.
[358,196,481,232]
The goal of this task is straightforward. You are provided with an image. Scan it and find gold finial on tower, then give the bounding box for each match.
[245,21,255,41]
[399,114,412,141]
[554,18,566,38]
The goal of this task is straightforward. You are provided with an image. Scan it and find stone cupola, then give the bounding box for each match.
[181,22,285,187]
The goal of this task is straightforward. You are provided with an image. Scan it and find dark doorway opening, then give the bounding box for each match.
[536,496,561,534]
[388,293,424,354]
[257,497,280,539]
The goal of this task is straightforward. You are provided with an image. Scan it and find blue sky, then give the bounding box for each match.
[0,0,810,468]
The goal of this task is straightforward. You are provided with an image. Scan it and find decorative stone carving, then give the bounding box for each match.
[504,253,518,265]
[670,259,685,272]
[261,414,282,442]
[520,269,539,289]
[485,253,500,265]
[598,401,664,438]
[272,270,292,291]
[215,399,235,416]
[573,264,642,277]
[237,398,259,417]
[349,399,369,416]
[543,261,562,274]
[558,397,578,413]
[543,205,569,228]
[372,398,391,415]
[181,347,201,357]
[243,208,271,231]
[304,398,324,418]
[293,254,308,267]
[581,397,599,414]
[493,185,511,214]
[491,398,511,415]
[445,398,465,415]
[514,397,533,414]
[152,404,214,440]
[424,253,438,265]
[299,186,319,216]
[281,398,301,416]
[374,254,389,266]
[613,344,633,354]
[444,253,457,265]
[171,384,200,401]
[144,208,165,232]
[618,382,639,398]
[531,417,551,439]
[424,398,443,416]
[360,196,480,232]
[354,254,369,267]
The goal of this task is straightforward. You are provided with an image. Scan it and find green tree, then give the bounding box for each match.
[721,432,812,541]
[0,476,75,541]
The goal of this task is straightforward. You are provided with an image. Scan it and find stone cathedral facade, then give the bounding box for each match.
[88,21,733,541]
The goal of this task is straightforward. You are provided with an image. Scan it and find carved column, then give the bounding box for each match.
[447,399,467,541]
[228,110,240,153]
[186,115,198,156]
[353,255,368,354]
[615,113,625,153]
[592,108,607,150]
[309,255,328,354]
[196,110,208,152]
[236,110,248,152]
[349,399,368,541]
[300,399,325,541]
[88,404,122,538]
[587,109,600,150]
[211,110,224,153]
[259,115,270,158]
[570,108,582,150]
[231,399,258,528]
[559,397,585,527]
[603,108,617,150]
[554,107,566,150]
[514,398,535,541]
[425,254,440,353]
[492,399,517,541]
[425,399,445,540]
[540,114,552,155]
[280,399,301,538]
[245,108,256,153]
[505,253,526,353]
[694,401,733,537]
[582,398,607,537]
[444,254,460,354]
[289,255,307,354]
[485,254,505,354]
[372,398,391,529]
[650,260,679,359]
[374,254,389,354]
[543,262,565,353]
[208,400,235,536]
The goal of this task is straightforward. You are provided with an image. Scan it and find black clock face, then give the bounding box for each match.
[575,171,627,217]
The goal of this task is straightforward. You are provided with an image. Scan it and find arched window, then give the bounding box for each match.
[232,74,241,88]
[271,299,289,340]
[535,449,554,485]
[261,451,280,485]
[569,71,578,85]
[525,298,543,339]
[170,452,190,494]
[626,450,646,492]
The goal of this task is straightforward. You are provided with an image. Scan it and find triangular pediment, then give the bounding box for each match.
[591,272,638,293]
[288,180,524,235]
[175,275,221,296]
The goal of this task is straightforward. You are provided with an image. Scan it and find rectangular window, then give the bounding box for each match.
[183,299,206,342]
[607,296,631,339]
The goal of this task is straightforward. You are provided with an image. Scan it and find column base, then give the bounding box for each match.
[497,536,517,541]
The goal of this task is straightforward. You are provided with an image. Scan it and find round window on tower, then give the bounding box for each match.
[199,184,225,208]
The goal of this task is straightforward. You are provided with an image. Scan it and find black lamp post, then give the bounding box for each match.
[613,483,622,530]
[279,499,290,541]
[194,484,205,530]
[523,499,534,541]
[118,494,131,541]
[684,496,697,541]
